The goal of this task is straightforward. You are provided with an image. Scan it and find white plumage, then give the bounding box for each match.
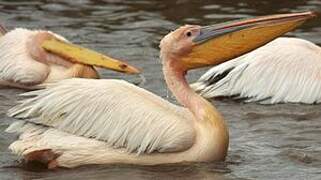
[0,28,74,89]
[8,78,195,155]
[6,121,146,168]
[192,37,321,104]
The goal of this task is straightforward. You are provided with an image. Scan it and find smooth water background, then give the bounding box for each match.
[0,0,320,179]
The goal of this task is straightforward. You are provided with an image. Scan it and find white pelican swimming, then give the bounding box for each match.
[192,28,319,104]
[5,12,314,168]
[0,26,139,89]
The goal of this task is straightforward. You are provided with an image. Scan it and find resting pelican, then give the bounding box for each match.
[192,27,319,104]
[5,12,314,168]
[0,26,139,89]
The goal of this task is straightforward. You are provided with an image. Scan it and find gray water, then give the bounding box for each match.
[0,0,321,179]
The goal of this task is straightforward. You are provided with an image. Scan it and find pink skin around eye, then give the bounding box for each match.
[27,32,74,68]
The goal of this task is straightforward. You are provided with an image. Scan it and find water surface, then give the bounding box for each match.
[0,0,320,179]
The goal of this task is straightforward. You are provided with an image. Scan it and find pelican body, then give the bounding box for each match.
[5,12,315,168]
[192,37,321,104]
[0,28,139,89]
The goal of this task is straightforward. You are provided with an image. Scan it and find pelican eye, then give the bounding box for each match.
[186,31,192,37]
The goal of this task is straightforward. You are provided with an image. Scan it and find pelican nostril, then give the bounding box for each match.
[119,64,128,69]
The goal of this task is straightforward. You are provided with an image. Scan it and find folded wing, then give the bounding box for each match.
[8,78,195,154]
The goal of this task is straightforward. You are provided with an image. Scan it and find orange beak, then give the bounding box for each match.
[42,38,140,74]
[181,11,317,70]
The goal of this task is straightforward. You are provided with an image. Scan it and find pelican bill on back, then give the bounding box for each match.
[0,27,139,89]
[5,12,314,168]
[192,30,320,104]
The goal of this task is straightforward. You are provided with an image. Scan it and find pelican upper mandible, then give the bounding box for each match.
[0,26,139,89]
[5,12,314,168]
[192,16,318,104]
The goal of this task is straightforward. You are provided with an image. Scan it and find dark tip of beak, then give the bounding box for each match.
[193,11,316,44]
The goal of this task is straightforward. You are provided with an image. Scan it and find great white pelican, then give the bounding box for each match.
[192,17,319,104]
[5,12,314,168]
[0,26,139,89]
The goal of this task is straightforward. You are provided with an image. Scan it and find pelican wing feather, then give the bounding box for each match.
[192,37,321,104]
[8,78,195,154]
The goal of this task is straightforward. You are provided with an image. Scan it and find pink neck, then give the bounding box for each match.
[163,60,206,117]
[163,58,229,160]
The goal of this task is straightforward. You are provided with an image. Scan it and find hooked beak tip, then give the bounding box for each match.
[125,65,141,74]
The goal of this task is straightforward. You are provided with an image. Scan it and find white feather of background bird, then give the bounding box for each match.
[192,37,321,104]
[0,28,71,88]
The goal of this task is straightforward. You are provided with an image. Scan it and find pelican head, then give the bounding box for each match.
[160,12,316,72]
[0,28,140,88]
